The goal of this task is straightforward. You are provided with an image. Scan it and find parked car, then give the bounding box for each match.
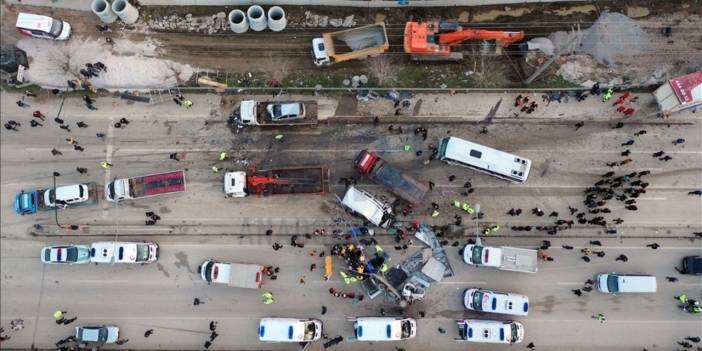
[41,245,90,264]
[44,184,90,208]
[266,102,305,121]
[679,256,702,275]
[75,325,119,344]
[16,13,71,40]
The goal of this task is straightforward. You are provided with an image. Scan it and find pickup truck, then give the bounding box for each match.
[14,182,98,215]
[198,259,264,289]
[232,100,318,127]
[355,150,429,205]
[224,166,328,197]
[312,23,389,66]
[105,170,186,202]
[462,244,538,273]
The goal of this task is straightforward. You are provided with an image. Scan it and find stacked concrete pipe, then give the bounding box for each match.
[247,5,267,32]
[112,0,139,24]
[91,0,118,23]
[228,9,248,33]
[267,6,287,32]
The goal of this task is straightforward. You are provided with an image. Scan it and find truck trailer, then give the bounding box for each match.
[105,170,186,202]
[355,150,428,205]
[232,100,318,127]
[14,182,98,215]
[224,166,328,198]
[312,23,389,66]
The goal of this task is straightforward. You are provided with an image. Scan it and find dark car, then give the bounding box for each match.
[680,256,702,275]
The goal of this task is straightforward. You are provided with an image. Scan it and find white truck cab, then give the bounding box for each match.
[311,37,331,66]
[258,318,323,342]
[341,186,394,228]
[224,172,248,197]
[463,244,501,267]
[354,317,417,341]
[44,184,90,208]
[238,100,258,125]
[463,288,529,316]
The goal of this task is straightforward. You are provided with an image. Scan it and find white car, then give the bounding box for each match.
[75,325,119,344]
[90,242,159,264]
[266,102,305,122]
[41,245,90,264]
[16,13,71,40]
[463,288,529,316]
[43,184,90,208]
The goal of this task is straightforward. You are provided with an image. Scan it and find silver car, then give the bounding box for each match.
[266,102,305,122]
[75,325,119,344]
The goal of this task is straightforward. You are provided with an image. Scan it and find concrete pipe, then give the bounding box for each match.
[91,0,118,23]
[246,5,267,32]
[228,10,248,33]
[112,0,139,24]
[267,6,287,32]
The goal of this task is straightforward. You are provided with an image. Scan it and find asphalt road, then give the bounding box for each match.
[1,91,701,350]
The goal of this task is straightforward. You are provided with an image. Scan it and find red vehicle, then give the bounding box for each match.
[354,150,429,205]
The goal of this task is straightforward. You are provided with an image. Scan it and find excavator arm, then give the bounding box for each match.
[404,21,525,60]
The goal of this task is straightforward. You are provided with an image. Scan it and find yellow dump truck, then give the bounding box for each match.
[312,23,389,66]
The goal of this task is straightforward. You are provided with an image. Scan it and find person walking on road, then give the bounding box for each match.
[53,310,66,324]
[144,329,154,338]
[615,254,629,262]
[51,149,63,156]
[219,152,228,161]
[688,190,702,196]
[592,313,606,323]
[100,161,112,169]
[96,133,106,141]
[33,111,46,121]
[184,100,193,108]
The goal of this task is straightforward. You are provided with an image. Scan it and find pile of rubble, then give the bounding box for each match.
[146,12,228,34]
[303,11,356,28]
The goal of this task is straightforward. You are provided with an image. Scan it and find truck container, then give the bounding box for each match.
[462,244,537,273]
[233,100,318,127]
[224,166,328,197]
[312,23,389,66]
[198,259,264,289]
[354,150,428,205]
[105,170,186,202]
[14,182,98,215]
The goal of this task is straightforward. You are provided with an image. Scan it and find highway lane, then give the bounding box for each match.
[1,238,700,350]
[2,91,701,350]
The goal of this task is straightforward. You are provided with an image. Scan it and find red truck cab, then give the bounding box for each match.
[354,150,429,205]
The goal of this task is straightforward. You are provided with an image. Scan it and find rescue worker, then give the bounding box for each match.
[602,88,614,102]
[183,100,193,108]
[261,292,274,304]
[100,161,112,169]
[211,166,219,173]
[219,152,227,161]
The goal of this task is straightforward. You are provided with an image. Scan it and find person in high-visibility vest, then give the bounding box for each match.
[100,161,112,169]
[211,166,219,173]
[219,152,227,161]
[183,100,193,108]
[404,145,411,152]
[261,292,274,304]
[431,210,440,217]
[602,88,614,102]
[275,134,284,142]
[453,200,461,208]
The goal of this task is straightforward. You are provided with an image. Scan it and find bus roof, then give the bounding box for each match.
[441,137,530,182]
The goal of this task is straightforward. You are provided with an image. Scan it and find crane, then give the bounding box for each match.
[404,20,525,61]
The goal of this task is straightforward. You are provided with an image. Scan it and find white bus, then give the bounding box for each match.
[437,137,531,183]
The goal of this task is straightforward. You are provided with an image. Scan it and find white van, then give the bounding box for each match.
[463,288,529,316]
[341,186,394,228]
[354,317,416,341]
[89,242,159,264]
[16,13,71,40]
[456,319,524,344]
[258,318,322,342]
[596,273,657,294]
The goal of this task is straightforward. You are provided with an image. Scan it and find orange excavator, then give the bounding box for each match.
[404,20,525,60]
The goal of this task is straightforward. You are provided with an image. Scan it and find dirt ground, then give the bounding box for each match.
[1,0,700,89]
